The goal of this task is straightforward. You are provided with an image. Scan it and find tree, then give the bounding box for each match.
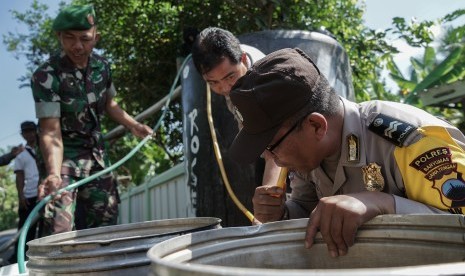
[8,0,464,226]
[3,0,396,182]
[0,149,19,231]
[386,9,465,127]
[3,1,60,88]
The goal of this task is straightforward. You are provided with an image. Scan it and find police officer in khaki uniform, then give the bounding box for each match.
[229,48,465,258]
[31,5,152,234]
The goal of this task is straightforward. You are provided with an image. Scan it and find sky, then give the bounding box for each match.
[0,0,464,151]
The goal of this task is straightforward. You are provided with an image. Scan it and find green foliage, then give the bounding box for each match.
[391,16,438,48]
[387,9,465,129]
[3,0,63,87]
[3,0,411,185]
[405,46,463,104]
[84,0,187,183]
[0,150,18,231]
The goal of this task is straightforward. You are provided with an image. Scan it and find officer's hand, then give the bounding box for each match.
[130,123,153,139]
[38,174,63,200]
[252,185,286,223]
[304,192,394,258]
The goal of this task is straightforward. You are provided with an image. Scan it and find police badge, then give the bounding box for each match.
[362,163,385,192]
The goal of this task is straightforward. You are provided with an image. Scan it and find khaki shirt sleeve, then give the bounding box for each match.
[393,126,465,214]
[286,172,319,219]
[393,195,448,214]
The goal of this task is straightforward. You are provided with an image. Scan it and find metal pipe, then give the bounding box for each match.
[104,86,182,141]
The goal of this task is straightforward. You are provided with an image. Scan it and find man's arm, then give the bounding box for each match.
[251,156,286,224]
[0,146,23,166]
[105,98,153,138]
[15,170,27,209]
[0,152,15,166]
[38,117,63,198]
[252,171,318,224]
[305,191,395,258]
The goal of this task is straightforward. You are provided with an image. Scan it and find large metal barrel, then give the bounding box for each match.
[0,262,26,276]
[26,217,221,275]
[148,215,465,275]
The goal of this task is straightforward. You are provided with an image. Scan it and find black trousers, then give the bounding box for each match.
[10,196,38,263]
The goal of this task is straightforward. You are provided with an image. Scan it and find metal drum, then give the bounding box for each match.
[26,217,221,275]
[148,215,465,276]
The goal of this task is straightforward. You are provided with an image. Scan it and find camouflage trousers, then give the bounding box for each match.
[42,173,118,235]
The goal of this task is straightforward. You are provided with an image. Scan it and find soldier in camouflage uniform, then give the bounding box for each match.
[31,5,152,234]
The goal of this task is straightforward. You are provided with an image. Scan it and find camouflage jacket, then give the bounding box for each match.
[31,52,116,178]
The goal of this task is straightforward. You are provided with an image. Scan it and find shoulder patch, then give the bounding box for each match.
[368,113,417,147]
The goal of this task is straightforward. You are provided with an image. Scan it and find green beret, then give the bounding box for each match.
[52,5,96,31]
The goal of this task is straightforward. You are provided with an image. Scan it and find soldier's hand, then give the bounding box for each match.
[252,185,286,223]
[38,174,63,200]
[304,192,395,258]
[130,123,153,139]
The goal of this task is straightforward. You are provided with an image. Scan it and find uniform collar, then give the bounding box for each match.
[309,98,364,195]
[306,98,367,196]
[58,51,99,73]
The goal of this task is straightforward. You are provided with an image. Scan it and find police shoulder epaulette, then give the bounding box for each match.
[368,113,417,147]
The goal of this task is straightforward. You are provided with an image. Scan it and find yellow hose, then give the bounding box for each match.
[276,167,288,190]
[206,84,255,222]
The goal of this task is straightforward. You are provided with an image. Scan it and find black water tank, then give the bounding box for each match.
[238,30,354,100]
[181,59,256,227]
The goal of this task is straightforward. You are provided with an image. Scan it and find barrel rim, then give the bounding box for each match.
[28,217,221,246]
[148,214,465,275]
